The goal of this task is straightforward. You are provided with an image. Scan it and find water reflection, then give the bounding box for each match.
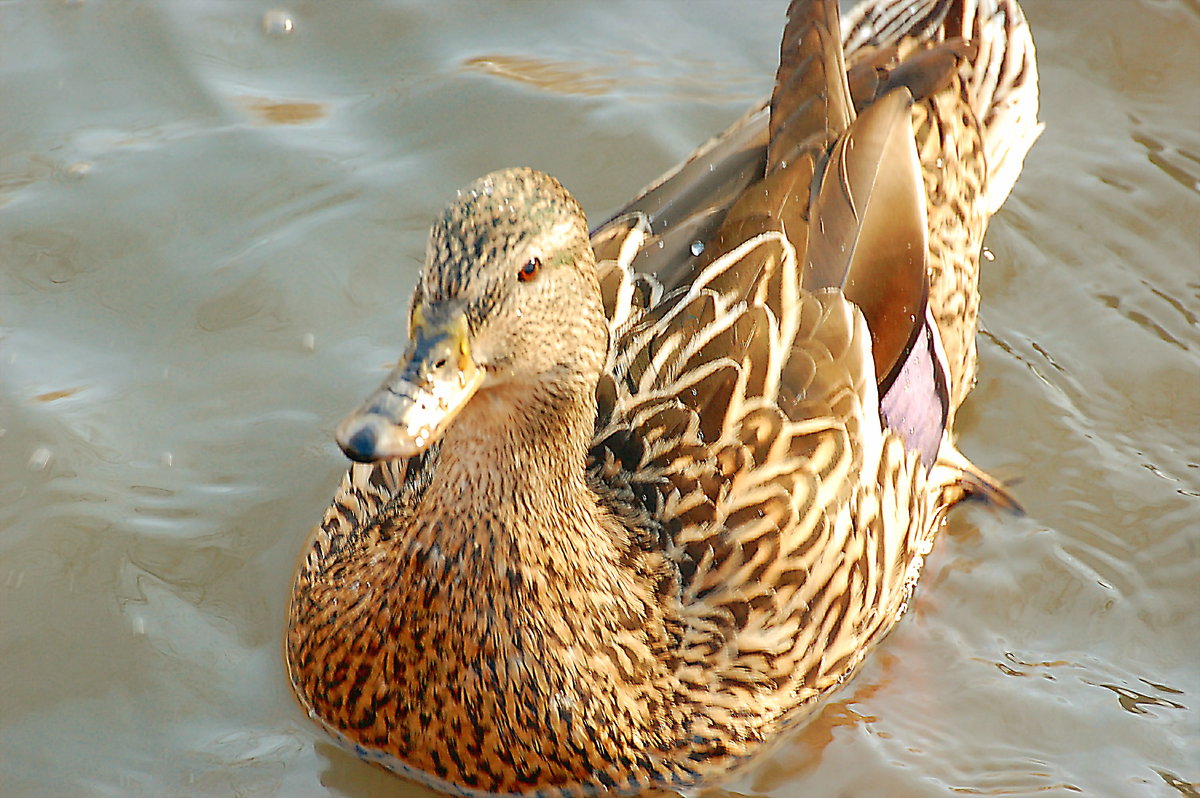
[0,0,1196,796]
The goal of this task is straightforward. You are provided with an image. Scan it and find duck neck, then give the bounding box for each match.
[418,369,608,559]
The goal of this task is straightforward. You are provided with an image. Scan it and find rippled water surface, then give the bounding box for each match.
[2,1,1197,796]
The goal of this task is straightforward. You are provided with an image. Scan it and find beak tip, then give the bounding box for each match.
[336,417,386,462]
[336,413,432,461]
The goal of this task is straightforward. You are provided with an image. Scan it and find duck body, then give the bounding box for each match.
[286,0,1041,795]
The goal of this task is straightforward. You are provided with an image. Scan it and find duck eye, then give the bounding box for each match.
[517,257,541,283]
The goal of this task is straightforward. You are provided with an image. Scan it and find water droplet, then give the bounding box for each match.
[690,240,705,257]
[160,452,174,468]
[301,332,316,351]
[261,9,295,36]
[65,161,92,179]
[982,247,996,262]
[132,616,146,635]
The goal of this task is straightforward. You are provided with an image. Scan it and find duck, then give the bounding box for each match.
[285,0,1041,795]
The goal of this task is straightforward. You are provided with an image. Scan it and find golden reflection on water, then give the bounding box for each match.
[462,56,618,97]
[238,97,329,126]
[32,387,86,403]
[0,0,1196,797]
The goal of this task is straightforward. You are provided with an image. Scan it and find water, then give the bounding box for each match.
[1,1,1197,796]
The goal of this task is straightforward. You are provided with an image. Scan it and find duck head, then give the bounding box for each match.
[336,167,606,462]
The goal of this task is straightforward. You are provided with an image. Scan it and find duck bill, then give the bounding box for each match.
[335,310,483,462]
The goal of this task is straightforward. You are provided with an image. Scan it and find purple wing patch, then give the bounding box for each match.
[879,308,950,469]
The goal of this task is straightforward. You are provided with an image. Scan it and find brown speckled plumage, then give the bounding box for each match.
[286,0,1040,795]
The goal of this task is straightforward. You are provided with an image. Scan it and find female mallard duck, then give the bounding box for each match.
[286,0,1041,795]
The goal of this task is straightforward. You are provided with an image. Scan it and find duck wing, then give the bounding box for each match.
[593,2,954,399]
[588,0,952,723]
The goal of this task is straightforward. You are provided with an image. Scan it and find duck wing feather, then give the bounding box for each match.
[586,0,950,716]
